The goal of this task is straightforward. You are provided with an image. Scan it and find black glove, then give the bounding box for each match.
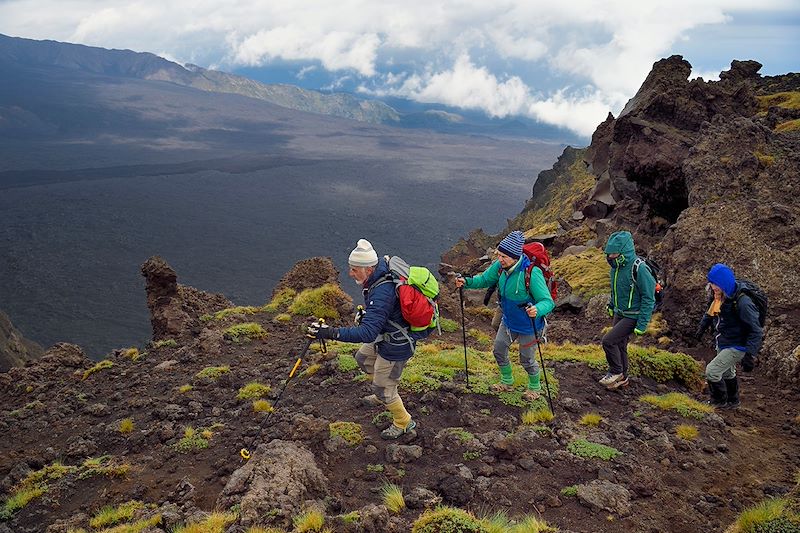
[306,321,338,340]
[742,353,756,372]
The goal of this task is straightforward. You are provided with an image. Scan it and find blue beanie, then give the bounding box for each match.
[497,231,524,260]
[707,263,737,297]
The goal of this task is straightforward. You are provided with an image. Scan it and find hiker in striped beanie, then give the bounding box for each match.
[455,230,555,401]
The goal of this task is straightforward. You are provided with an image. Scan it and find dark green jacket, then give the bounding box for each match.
[604,231,656,332]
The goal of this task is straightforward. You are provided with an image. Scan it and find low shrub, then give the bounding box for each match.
[288,284,350,320]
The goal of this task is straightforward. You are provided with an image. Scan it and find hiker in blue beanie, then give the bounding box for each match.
[455,230,554,401]
[696,263,764,408]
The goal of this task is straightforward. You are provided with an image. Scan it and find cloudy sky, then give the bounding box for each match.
[1,0,798,137]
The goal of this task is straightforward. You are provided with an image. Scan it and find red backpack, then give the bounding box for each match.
[523,242,558,301]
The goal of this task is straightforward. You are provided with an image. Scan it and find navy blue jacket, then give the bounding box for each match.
[336,258,427,361]
[698,283,763,356]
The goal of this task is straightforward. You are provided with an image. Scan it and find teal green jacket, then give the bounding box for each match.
[604,231,656,332]
[464,255,555,335]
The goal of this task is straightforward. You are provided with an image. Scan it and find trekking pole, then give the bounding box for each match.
[239,335,315,460]
[521,303,554,414]
[458,280,470,389]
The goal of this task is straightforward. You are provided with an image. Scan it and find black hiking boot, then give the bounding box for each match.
[706,379,727,407]
[723,377,740,409]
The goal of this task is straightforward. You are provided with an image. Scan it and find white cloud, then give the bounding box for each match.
[0,0,794,135]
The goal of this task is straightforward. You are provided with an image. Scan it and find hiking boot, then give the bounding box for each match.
[522,389,541,401]
[599,373,624,386]
[706,379,727,407]
[490,382,515,393]
[360,394,383,407]
[381,420,416,440]
[723,377,740,409]
[607,377,629,390]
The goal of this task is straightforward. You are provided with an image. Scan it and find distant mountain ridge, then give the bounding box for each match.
[0,33,398,124]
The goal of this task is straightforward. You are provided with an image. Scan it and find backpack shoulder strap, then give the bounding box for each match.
[632,257,643,281]
[524,263,536,296]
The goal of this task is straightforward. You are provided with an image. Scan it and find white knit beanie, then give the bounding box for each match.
[348,239,378,267]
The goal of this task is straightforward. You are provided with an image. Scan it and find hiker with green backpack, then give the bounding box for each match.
[600,230,657,390]
[306,238,438,439]
[454,230,555,401]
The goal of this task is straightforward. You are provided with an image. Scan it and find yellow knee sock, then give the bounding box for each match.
[385,397,412,429]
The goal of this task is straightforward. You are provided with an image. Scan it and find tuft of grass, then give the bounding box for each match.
[480,511,556,533]
[579,413,603,427]
[153,339,178,349]
[337,354,359,372]
[121,348,141,362]
[83,359,114,380]
[510,149,595,238]
[275,313,292,322]
[0,485,46,520]
[329,421,363,446]
[94,514,162,532]
[568,439,622,461]
[173,426,212,453]
[237,382,271,400]
[444,427,475,443]
[89,500,144,528]
[300,363,321,377]
[521,408,554,425]
[172,511,239,533]
[560,485,578,497]
[402,342,559,407]
[293,509,325,532]
[468,328,493,347]
[731,497,800,533]
[288,284,350,320]
[776,119,800,133]
[366,464,385,473]
[645,312,668,337]
[757,91,800,111]
[550,247,610,298]
[412,506,489,533]
[253,400,273,413]
[640,392,714,419]
[195,366,230,380]
[340,510,361,524]
[438,318,459,333]
[382,484,405,513]
[542,342,704,390]
[119,418,134,434]
[178,384,193,394]
[202,306,261,322]
[675,424,699,440]
[754,151,775,167]
[463,451,482,461]
[223,323,267,343]
[466,306,496,319]
[263,288,297,313]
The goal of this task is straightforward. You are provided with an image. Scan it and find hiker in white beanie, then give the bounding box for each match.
[306,237,425,440]
[348,238,378,268]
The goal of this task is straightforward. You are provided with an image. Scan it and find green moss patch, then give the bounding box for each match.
[640,392,714,419]
[329,421,364,446]
[551,247,610,298]
[438,318,459,333]
[412,506,489,533]
[263,288,297,313]
[82,359,114,380]
[201,306,262,322]
[153,339,178,349]
[223,323,267,343]
[568,439,622,461]
[288,284,350,320]
[195,366,230,380]
[337,354,359,372]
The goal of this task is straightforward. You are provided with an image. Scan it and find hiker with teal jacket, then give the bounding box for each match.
[455,231,555,401]
[599,231,656,390]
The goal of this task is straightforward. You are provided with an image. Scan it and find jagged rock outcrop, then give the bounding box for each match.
[272,257,341,296]
[0,343,89,394]
[140,256,231,340]
[216,439,328,528]
[0,311,43,372]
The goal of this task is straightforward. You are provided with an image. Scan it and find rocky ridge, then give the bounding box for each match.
[0,310,42,372]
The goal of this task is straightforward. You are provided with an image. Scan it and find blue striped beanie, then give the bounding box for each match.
[497,231,524,260]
